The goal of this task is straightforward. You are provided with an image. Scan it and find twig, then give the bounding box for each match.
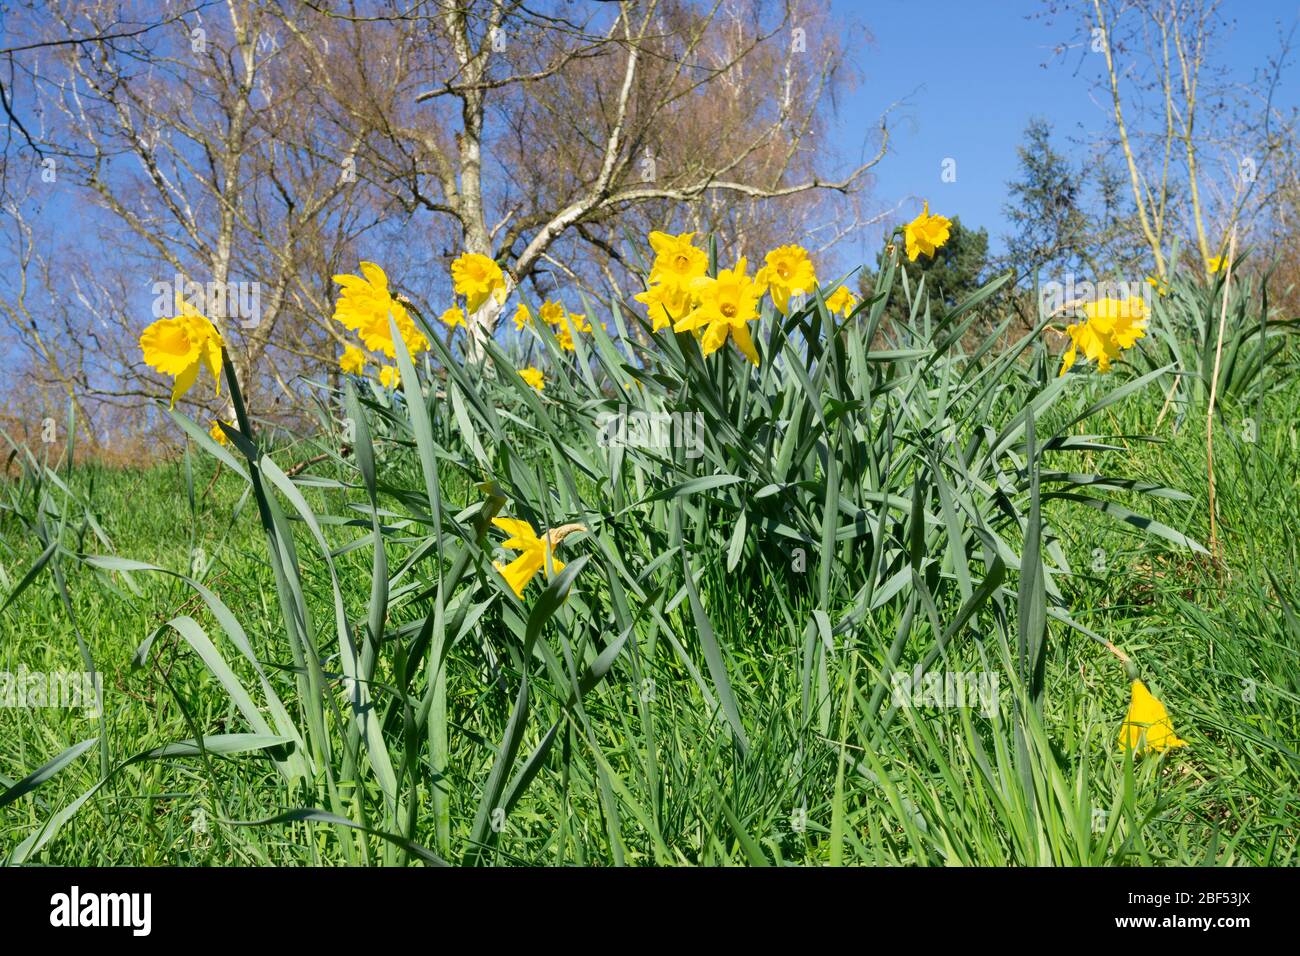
[286,452,334,478]
[1206,228,1237,563]
[1153,372,1183,430]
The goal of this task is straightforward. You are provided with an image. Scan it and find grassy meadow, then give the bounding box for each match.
[2,244,1298,867]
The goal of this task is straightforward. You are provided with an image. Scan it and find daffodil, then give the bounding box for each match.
[1058,296,1148,376]
[339,343,367,375]
[904,202,952,261]
[635,280,693,331]
[824,286,859,317]
[569,313,604,335]
[538,300,566,326]
[491,516,585,598]
[451,252,507,313]
[378,364,401,389]
[518,367,544,392]
[209,420,231,446]
[332,262,429,359]
[1145,275,1170,297]
[553,319,575,351]
[439,306,466,330]
[647,231,708,290]
[1206,255,1227,275]
[755,244,816,315]
[139,296,224,408]
[513,302,532,330]
[1119,680,1188,754]
[675,258,763,365]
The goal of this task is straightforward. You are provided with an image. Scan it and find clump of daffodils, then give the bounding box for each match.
[513,297,601,352]
[1058,296,1149,376]
[635,232,847,365]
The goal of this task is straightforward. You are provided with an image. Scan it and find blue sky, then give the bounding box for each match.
[827,0,1300,262]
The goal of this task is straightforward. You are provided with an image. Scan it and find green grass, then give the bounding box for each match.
[2,263,1298,866]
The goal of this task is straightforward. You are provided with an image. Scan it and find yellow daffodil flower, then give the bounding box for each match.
[1145,275,1170,297]
[491,516,585,598]
[538,300,566,326]
[451,252,507,313]
[1206,255,1227,275]
[1119,680,1188,754]
[339,343,367,375]
[332,262,429,359]
[209,420,231,446]
[824,286,859,317]
[755,244,816,315]
[635,280,693,331]
[554,320,575,351]
[378,364,400,389]
[513,302,532,330]
[569,313,604,335]
[904,202,952,261]
[139,296,224,408]
[518,367,544,392]
[1058,296,1148,376]
[439,306,466,330]
[647,231,708,290]
[675,258,763,365]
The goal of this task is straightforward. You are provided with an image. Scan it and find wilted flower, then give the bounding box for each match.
[332,262,429,359]
[755,244,816,315]
[139,296,224,408]
[451,252,507,313]
[904,202,952,261]
[1119,680,1188,754]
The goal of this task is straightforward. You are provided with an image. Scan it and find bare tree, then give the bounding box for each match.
[1041,0,1298,276]
[0,0,886,429]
